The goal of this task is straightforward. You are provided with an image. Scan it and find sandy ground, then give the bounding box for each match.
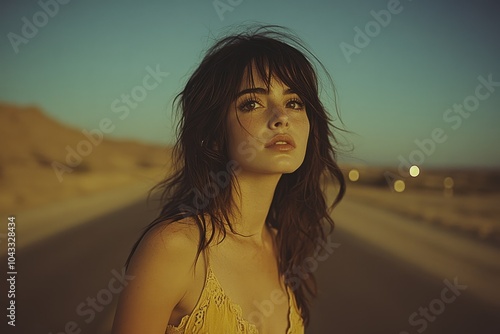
[0,103,172,217]
[344,183,500,242]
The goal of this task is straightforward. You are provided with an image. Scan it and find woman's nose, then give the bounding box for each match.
[269,106,289,129]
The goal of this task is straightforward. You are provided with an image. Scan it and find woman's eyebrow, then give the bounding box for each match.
[236,87,267,97]
[236,87,296,97]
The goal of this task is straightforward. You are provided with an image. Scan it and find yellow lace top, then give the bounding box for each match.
[165,258,304,334]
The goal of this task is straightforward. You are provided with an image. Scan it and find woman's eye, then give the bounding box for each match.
[238,99,260,112]
[238,98,304,112]
[287,99,305,110]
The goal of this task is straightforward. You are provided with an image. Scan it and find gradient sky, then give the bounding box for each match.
[1,0,499,168]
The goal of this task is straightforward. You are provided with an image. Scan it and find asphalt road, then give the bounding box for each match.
[1,191,499,334]
[307,224,500,334]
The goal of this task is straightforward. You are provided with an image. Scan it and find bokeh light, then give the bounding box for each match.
[409,165,420,177]
[348,169,360,182]
[394,180,406,192]
[444,177,454,189]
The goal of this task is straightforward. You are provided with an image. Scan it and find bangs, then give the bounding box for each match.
[230,38,319,103]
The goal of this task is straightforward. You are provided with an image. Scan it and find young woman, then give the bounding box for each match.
[112,25,346,334]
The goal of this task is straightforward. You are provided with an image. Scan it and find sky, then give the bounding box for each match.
[1,0,499,168]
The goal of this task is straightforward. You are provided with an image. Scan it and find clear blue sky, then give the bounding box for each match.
[1,0,499,168]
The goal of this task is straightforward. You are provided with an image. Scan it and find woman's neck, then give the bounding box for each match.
[228,171,282,247]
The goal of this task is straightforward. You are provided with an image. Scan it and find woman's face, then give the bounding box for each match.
[226,67,310,175]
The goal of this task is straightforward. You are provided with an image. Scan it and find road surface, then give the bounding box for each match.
[1,188,499,334]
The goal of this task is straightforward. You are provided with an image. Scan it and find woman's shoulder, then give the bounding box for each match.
[138,217,202,261]
[113,217,206,333]
[126,218,205,298]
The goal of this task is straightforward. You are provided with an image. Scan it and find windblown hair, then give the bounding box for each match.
[126,25,346,326]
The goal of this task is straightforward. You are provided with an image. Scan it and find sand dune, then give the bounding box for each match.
[0,102,170,213]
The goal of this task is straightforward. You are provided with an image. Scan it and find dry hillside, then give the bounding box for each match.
[0,102,171,213]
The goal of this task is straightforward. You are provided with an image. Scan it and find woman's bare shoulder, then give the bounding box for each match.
[123,219,202,309]
[112,217,204,333]
[137,217,202,263]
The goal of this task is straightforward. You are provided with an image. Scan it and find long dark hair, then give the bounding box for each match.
[126,25,346,326]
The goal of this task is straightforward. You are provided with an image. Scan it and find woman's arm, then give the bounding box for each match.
[112,221,199,334]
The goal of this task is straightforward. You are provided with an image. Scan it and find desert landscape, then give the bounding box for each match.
[0,102,171,214]
[1,102,499,244]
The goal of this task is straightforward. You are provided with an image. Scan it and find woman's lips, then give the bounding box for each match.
[264,134,296,150]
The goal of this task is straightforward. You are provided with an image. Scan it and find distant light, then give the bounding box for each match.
[394,180,405,192]
[444,177,454,189]
[409,165,420,177]
[348,169,360,182]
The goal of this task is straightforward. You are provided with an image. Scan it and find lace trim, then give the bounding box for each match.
[166,265,300,333]
[208,266,261,333]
